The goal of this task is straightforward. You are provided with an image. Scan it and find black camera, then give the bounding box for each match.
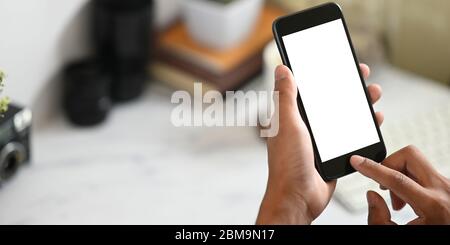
[0,104,32,184]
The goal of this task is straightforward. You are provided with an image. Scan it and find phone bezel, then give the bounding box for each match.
[272,2,386,181]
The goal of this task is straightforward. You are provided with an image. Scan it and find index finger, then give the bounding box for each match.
[350,155,429,211]
[382,145,437,187]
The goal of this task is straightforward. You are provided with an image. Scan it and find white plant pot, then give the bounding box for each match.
[181,0,264,50]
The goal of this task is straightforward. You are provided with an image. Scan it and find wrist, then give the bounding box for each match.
[257,180,313,225]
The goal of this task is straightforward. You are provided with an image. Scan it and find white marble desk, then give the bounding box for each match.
[0,65,448,225]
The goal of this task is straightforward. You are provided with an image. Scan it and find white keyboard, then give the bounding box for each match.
[335,105,450,213]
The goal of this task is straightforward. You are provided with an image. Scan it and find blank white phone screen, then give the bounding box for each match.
[282,19,380,162]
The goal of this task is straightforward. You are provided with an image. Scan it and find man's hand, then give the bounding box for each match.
[350,146,450,225]
[256,64,383,225]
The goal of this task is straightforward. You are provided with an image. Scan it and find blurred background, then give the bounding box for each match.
[0,0,448,224]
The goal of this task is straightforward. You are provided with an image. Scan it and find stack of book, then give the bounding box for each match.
[150,5,284,94]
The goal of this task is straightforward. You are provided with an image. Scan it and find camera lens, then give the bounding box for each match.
[2,153,19,180]
[92,0,153,61]
[63,59,112,126]
[92,0,154,102]
[0,143,25,181]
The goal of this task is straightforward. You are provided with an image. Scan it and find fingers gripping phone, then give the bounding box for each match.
[273,3,386,181]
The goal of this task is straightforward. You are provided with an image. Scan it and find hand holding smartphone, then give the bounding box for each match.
[272,3,386,180]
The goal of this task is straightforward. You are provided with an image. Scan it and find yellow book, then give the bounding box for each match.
[150,62,217,95]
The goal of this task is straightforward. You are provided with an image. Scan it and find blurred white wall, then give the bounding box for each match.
[0,0,91,106]
[155,0,181,29]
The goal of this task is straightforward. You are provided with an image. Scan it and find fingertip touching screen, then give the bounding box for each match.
[282,19,380,162]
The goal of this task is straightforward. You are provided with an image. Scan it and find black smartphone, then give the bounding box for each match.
[272,2,386,181]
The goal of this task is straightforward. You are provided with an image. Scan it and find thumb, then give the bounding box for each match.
[273,65,303,134]
[367,191,396,225]
[274,65,298,104]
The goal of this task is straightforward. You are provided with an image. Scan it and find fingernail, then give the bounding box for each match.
[350,155,365,166]
[367,192,376,208]
[275,66,287,81]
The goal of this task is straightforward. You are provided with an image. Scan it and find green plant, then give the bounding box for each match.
[0,69,10,114]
